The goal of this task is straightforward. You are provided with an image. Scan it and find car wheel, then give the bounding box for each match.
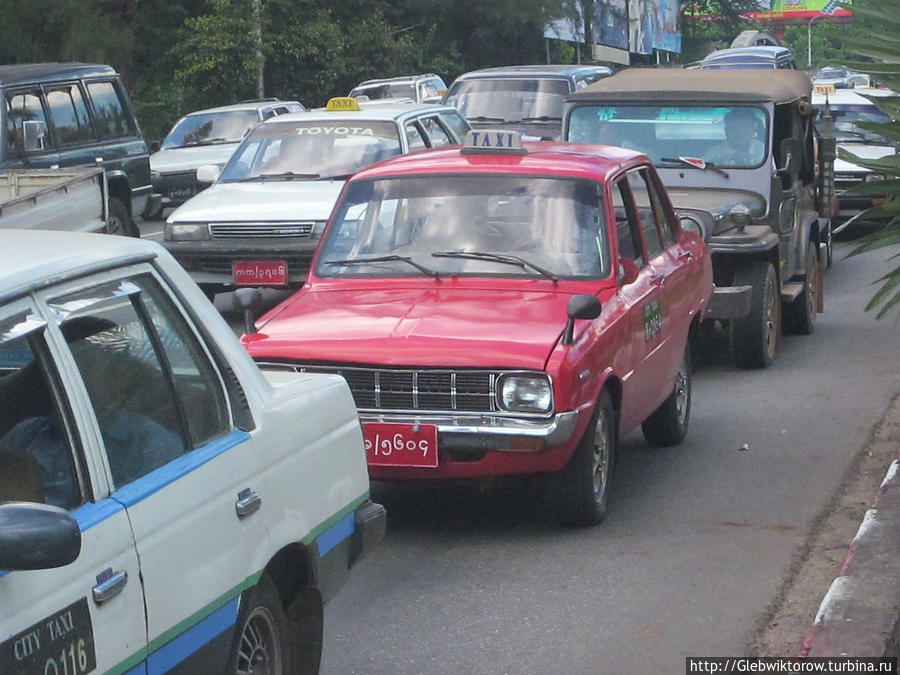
[732,260,779,369]
[641,345,691,447]
[552,389,616,527]
[785,244,818,335]
[227,573,293,675]
[107,197,139,238]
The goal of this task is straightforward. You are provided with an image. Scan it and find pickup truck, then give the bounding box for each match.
[0,167,116,234]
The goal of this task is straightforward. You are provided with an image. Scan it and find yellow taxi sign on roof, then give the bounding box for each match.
[326,96,361,111]
[461,129,526,155]
[813,83,836,96]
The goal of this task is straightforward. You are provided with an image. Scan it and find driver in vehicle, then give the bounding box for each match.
[707,108,766,165]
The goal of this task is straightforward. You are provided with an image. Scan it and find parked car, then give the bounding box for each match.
[349,73,447,104]
[149,98,305,218]
[0,62,156,236]
[0,229,384,674]
[238,129,713,527]
[441,64,613,140]
[697,46,797,70]
[812,67,871,90]
[565,68,834,368]
[813,86,897,226]
[164,97,469,296]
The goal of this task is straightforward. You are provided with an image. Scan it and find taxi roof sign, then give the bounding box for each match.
[326,96,361,111]
[813,83,836,96]
[461,129,527,155]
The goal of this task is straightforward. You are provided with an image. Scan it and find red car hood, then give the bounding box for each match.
[246,284,604,369]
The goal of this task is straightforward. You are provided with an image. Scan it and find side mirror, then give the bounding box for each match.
[149,140,161,153]
[196,164,221,185]
[22,120,47,153]
[0,502,81,570]
[618,257,640,285]
[778,138,803,175]
[563,294,602,345]
[233,287,264,335]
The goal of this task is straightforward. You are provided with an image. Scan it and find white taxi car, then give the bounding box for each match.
[163,97,470,296]
[0,230,384,673]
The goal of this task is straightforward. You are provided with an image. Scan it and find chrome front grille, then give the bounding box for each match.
[209,222,317,239]
[260,364,509,414]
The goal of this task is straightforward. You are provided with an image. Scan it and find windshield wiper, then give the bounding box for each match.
[325,255,440,279]
[238,172,320,182]
[184,137,230,146]
[467,115,509,124]
[660,156,730,177]
[519,116,562,123]
[432,250,558,282]
[318,173,356,181]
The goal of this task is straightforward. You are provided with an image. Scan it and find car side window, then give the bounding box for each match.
[85,80,134,139]
[439,111,470,142]
[418,116,452,147]
[50,275,228,488]
[46,83,96,146]
[405,122,428,151]
[0,310,84,510]
[610,178,645,267]
[5,90,48,157]
[627,170,665,259]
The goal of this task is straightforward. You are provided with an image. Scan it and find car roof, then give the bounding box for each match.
[567,68,811,104]
[269,102,459,124]
[184,99,303,116]
[0,230,158,304]
[353,74,441,87]
[812,87,895,106]
[454,64,614,80]
[348,140,646,184]
[702,46,793,61]
[0,62,118,87]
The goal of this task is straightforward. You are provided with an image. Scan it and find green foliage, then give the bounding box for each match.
[835,0,900,319]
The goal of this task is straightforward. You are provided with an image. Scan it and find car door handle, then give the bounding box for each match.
[235,488,262,518]
[678,251,693,260]
[92,569,127,606]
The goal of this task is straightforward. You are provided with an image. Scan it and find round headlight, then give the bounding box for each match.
[498,375,552,414]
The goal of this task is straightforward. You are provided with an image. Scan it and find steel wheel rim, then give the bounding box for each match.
[591,407,612,499]
[763,272,778,359]
[236,607,282,675]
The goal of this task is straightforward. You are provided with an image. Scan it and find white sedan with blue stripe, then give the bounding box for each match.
[0,230,384,674]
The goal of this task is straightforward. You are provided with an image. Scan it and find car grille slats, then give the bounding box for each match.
[209,223,316,239]
[266,364,505,414]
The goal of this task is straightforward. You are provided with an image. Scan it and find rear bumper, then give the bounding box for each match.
[350,500,386,566]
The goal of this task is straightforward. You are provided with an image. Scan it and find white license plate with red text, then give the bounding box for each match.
[363,423,438,468]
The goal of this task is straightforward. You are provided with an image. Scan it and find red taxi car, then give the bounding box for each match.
[242,130,713,525]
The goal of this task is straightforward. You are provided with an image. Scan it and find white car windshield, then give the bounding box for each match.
[568,104,769,169]
[161,110,260,149]
[443,78,570,123]
[317,175,610,280]
[218,120,402,182]
[817,105,892,144]
[350,82,416,100]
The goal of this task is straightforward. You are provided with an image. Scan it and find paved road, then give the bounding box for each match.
[314,240,900,675]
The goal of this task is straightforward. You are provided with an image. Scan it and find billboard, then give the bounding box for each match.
[594,0,629,50]
[749,0,851,21]
[653,0,682,52]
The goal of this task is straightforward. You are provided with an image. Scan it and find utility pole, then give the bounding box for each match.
[252,0,265,99]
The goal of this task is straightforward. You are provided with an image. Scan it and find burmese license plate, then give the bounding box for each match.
[232,260,287,286]
[363,423,438,468]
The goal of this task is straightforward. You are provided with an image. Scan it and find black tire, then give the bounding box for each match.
[785,243,818,335]
[642,345,691,447]
[227,573,294,675]
[552,390,617,527]
[732,260,779,369]
[107,197,139,238]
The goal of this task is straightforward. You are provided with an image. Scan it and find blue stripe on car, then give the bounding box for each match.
[316,511,355,556]
[146,597,239,674]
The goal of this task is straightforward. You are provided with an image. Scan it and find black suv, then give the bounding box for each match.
[1,63,157,236]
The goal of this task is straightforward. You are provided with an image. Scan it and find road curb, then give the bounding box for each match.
[800,453,900,658]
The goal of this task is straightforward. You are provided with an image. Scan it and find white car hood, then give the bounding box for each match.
[168,180,346,223]
[151,144,240,173]
[835,143,896,173]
